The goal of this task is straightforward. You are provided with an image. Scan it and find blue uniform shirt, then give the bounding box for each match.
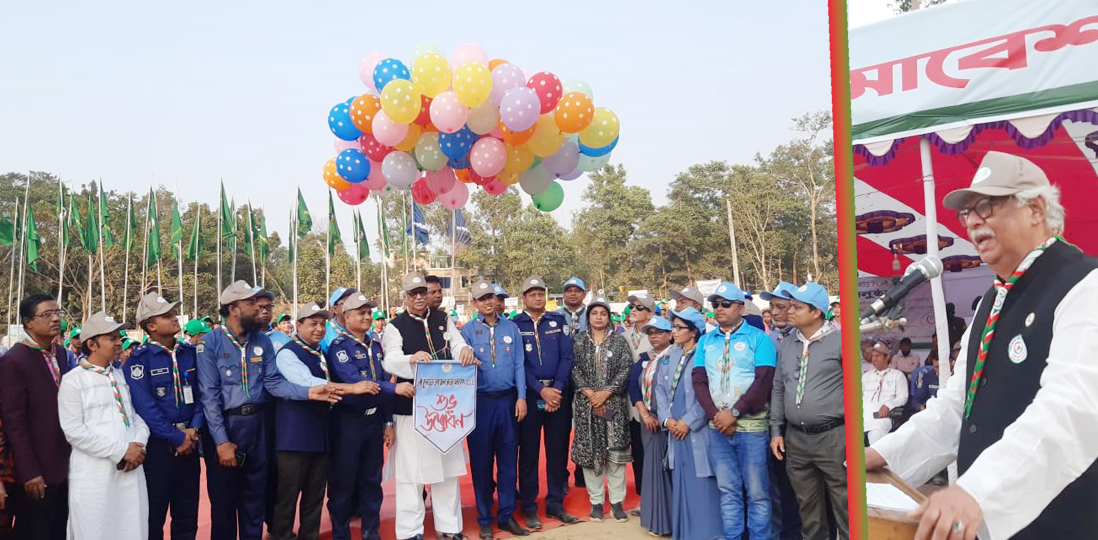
[460,316,526,395]
[511,311,573,395]
[197,326,275,446]
[320,320,348,354]
[268,330,291,352]
[556,306,588,338]
[124,340,204,447]
[326,333,394,421]
[694,320,777,410]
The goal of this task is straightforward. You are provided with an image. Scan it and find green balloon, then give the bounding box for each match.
[532,181,564,212]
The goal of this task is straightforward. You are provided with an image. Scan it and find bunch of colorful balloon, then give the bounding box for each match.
[324,43,619,212]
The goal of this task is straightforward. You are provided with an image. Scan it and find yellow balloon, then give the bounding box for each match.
[394,123,423,152]
[503,144,535,174]
[412,53,451,98]
[452,62,493,108]
[579,107,620,148]
[527,114,564,158]
[380,79,421,125]
[497,170,520,186]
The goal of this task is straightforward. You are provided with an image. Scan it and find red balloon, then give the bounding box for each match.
[337,184,369,206]
[413,95,433,126]
[467,170,492,186]
[411,178,438,205]
[526,71,563,114]
[482,178,508,195]
[360,133,395,162]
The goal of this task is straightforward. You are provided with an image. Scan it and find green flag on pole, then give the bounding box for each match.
[170,199,184,257]
[378,202,390,257]
[77,193,97,254]
[256,212,269,265]
[0,214,13,247]
[354,209,369,261]
[57,181,69,249]
[25,204,40,271]
[327,190,341,256]
[99,183,114,248]
[219,183,235,240]
[186,206,203,261]
[146,188,160,268]
[296,189,312,239]
[125,193,137,252]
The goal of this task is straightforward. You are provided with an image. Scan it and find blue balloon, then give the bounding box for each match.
[579,135,618,157]
[328,102,362,141]
[336,149,370,183]
[372,58,410,92]
[447,153,470,170]
[439,126,476,160]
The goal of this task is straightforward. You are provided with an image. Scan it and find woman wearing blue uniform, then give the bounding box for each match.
[628,316,674,537]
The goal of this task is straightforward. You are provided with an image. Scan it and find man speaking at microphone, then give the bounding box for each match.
[865,152,1098,540]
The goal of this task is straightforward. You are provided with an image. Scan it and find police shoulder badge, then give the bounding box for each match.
[155,386,167,398]
[253,346,264,356]
[337,350,350,363]
[1008,334,1027,364]
[130,364,145,380]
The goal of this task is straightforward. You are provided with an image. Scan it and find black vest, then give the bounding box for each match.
[960,241,1098,539]
[390,309,452,415]
[274,340,329,453]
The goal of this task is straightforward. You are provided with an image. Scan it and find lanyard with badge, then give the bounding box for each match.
[148,340,191,406]
[340,330,377,380]
[224,328,251,396]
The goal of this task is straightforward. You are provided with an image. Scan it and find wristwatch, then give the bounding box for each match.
[731,408,741,419]
[385,421,394,427]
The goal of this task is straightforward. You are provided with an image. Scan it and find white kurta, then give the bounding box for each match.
[58,365,150,540]
[862,368,908,441]
[382,315,471,485]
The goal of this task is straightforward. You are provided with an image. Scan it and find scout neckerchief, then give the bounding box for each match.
[291,333,329,381]
[567,306,585,337]
[871,369,890,402]
[641,346,668,411]
[480,316,500,369]
[524,311,544,365]
[718,319,746,400]
[23,339,61,387]
[79,362,130,427]
[628,324,645,352]
[668,345,695,409]
[964,236,1056,418]
[339,329,377,380]
[223,326,251,396]
[408,309,441,360]
[148,339,185,406]
[795,321,834,405]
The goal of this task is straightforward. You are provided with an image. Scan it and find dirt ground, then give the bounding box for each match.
[519,517,660,539]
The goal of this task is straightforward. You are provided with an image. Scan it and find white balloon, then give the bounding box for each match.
[577,152,612,172]
[519,165,553,196]
[466,102,500,135]
[382,151,419,189]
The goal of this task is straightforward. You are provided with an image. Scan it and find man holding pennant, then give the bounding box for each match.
[382,272,475,540]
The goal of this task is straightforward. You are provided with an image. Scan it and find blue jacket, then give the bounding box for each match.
[511,311,573,395]
[124,340,204,447]
[197,326,275,446]
[555,306,588,337]
[326,333,394,421]
[460,316,526,395]
[656,346,713,477]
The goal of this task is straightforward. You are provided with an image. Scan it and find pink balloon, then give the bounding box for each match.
[498,87,540,132]
[362,160,387,190]
[489,63,525,105]
[372,111,408,147]
[338,184,370,206]
[439,180,470,210]
[334,137,360,153]
[489,125,504,139]
[470,137,507,177]
[411,178,437,205]
[424,167,457,194]
[429,91,469,134]
[450,43,488,69]
[358,52,385,93]
[543,138,580,177]
[482,178,508,195]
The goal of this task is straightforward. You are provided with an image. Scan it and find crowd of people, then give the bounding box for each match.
[0,268,848,540]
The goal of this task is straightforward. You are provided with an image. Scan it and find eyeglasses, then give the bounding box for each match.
[956,196,1008,225]
[711,300,742,309]
[35,309,66,320]
[671,324,691,331]
[408,290,428,298]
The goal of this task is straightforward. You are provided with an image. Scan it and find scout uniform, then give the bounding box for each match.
[197,281,277,540]
[124,293,203,540]
[326,294,395,540]
[321,287,357,353]
[557,277,588,337]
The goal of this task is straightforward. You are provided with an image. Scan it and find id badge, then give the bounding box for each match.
[183,384,194,404]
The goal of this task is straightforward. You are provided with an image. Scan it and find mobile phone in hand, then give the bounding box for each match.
[235,452,247,468]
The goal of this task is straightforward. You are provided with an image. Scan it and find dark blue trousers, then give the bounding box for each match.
[467,392,518,527]
[328,410,387,540]
[145,437,200,540]
[204,413,268,540]
[518,390,572,515]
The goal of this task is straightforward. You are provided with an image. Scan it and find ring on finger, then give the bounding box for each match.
[951,520,965,534]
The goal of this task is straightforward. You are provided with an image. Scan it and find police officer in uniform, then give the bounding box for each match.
[461,280,530,539]
[512,277,580,529]
[321,287,358,353]
[197,281,278,540]
[327,293,412,540]
[124,292,202,540]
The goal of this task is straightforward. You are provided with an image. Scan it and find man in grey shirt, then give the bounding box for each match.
[769,283,847,540]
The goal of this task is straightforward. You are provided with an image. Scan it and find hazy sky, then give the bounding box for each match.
[2,1,839,262]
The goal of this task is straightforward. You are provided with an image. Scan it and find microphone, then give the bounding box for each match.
[859,256,943,319]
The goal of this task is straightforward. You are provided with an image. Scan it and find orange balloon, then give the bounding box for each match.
[350,94,382,133]
[497,170,519,186]
[394,124,423,152]
[499,120,536,146]
[554,92,595,133]
[324,158,351,191]
[488,58,510,70]
[454,169,473,183]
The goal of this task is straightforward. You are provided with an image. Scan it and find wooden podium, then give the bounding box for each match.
[867,470,927,540]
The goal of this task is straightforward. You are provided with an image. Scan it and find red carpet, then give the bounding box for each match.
[188,446,640,539]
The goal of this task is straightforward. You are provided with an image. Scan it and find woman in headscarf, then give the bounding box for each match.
[657,307,722,540]
[628,316,674,536]
[571,296,634,523]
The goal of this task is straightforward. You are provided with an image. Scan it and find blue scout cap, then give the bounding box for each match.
[788,282,830,314]
[759,281,796,302]
[641,316,672,333]
[492,283,508,298]
[707,282,746,304]
[328,287,357,308]
[563,277,586,292]
[670,307,708,336]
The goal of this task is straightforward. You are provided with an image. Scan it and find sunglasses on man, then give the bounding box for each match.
[711,300,743,309]
[630,304,651,312]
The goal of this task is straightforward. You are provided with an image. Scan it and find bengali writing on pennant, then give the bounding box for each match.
[413,361,477,453]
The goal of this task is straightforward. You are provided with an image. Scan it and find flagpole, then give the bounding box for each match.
[451,209,457,309]
[376,196,388,314]
[354,209,362,292]
[326,191,331,304]
[193,206,200,318]
[97,178,106,312]
[292,189,299,316]
[17,173,30,303]
[177,187,184,308]
[402,191,409,274]
[57,179,65,303]
[247,200,257,285]
[216,180,222,296]
[230,196,237,284]
[141,190,150,299]
[122,194,132,323]
[7,197,20,329]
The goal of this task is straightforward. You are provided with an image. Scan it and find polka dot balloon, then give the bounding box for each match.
[527,72,563,114]
[336,149,370,184]
[372,58,410,93]
[452,62,493,108]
